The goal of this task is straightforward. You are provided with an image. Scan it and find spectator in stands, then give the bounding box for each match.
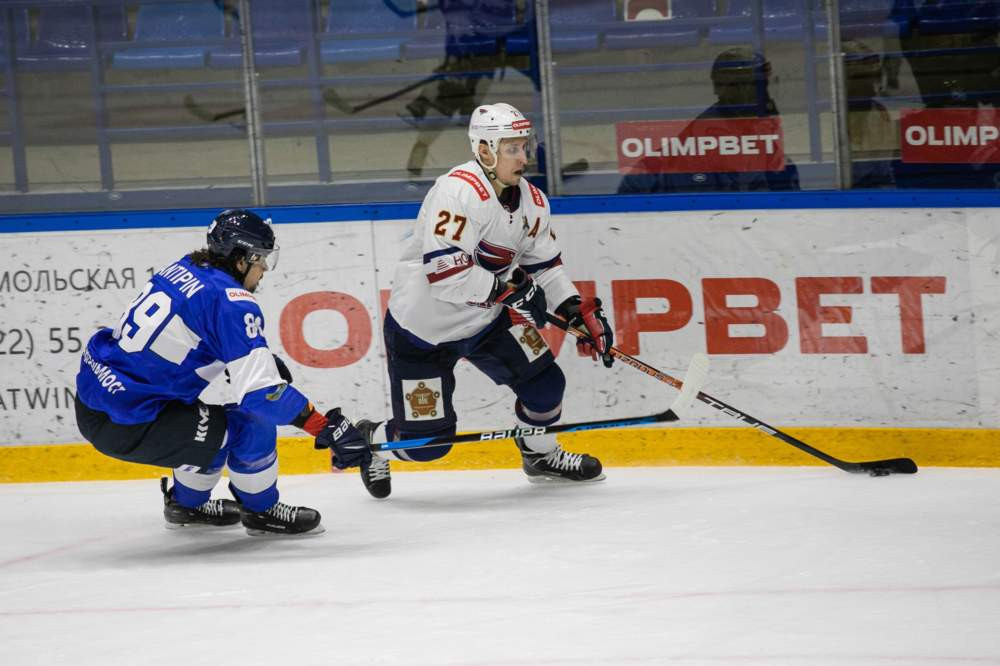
[844,40,896,188]
[896,0,1000,108]
[618,47,800,194]
[888,0,1000,188]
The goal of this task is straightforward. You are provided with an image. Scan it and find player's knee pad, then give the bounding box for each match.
[390,420,456,462]
[513,363,565,426]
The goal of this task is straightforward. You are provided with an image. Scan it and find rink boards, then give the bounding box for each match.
[2,198,999,481]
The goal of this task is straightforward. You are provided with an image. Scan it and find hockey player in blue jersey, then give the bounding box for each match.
[74,209,373,536]
[357,102,615,499]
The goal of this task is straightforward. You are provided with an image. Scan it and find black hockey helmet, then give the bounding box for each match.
[207,208,279,270]
[710,47,771,87]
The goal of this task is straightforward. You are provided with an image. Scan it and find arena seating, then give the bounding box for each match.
[209,0,314,69]
[916,0,999,36]
[17,4,125,70]
[406,0,520,59]
[3,0,1000,202]
[322,0,415,63]
[111,1,224,69]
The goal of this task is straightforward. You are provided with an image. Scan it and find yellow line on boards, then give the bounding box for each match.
[1,428,998,483]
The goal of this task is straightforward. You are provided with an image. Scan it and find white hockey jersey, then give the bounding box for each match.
[388,160,579,345]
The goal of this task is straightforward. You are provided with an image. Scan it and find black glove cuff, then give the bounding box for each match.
[555,295,581,320]
[487,275,505,304]
[290,403,313,429]
[273,354,293,384]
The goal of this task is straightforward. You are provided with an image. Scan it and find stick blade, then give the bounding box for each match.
[669,353,710,418]
[183,94,216,122]
[855,458,919,476]
[322,88,355,114]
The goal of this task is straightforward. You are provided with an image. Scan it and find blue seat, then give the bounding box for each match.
[718,0,803,22]
[708,0,819,44]
[322,0,415,63]
[112,1,225,70]
[917,0,1000,36]
[604,0,712,51]
[209,0,313,68]
[835,0,913,39]
[547,0,614,53]
[17,4,126,70]
[405,0,519,60]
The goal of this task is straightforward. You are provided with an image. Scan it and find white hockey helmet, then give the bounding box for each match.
[468,102,533,163]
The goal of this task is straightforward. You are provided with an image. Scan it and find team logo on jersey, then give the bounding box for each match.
[265,383,287,402]
[403,378,443,421]
[449,169,490,201]
[474,239,516,274]
[512,325,548,359]
[226,288,256,303]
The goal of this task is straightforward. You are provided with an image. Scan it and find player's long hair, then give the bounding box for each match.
[187,248,244,280]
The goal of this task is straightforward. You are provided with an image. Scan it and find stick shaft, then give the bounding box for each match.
[350,74,438,113]
[372,409,677,453]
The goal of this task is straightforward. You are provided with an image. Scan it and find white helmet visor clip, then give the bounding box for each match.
[247,245,279,272]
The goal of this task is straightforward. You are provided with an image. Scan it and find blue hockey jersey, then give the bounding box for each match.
[76,256,306,425]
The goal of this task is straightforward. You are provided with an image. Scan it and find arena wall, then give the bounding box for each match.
[2,193,998,481]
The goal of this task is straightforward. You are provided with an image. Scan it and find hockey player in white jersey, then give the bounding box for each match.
[359,102,615,499]
[75,209,373,535]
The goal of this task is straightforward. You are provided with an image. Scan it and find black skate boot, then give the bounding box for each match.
[161,477,241,529]
[515,438,605,483]
[357,419,391,499]
[239,501,324,537]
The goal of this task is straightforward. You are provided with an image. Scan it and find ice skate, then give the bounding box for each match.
[357,419,391,499]
[240,501,324,537]
[516,438,605,484]
[161,477,241,529]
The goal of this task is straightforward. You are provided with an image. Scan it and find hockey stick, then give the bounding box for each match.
[370,352,709,454]
[323,74,438,115]
[183,94,246,123]
[546,313,918,477]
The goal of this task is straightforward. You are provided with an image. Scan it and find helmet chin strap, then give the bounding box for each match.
[478,146,500,181]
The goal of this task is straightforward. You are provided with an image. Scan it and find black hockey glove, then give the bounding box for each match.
[492,268,548,328]
[314,408,372,469]
[557,296,614,368]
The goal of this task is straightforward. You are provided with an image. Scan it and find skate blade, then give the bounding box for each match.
[164,522,241,530]
[525,472,607,485]
[245,524,326,538]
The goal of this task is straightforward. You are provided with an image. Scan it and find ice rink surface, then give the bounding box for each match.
[1,467,998,666]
